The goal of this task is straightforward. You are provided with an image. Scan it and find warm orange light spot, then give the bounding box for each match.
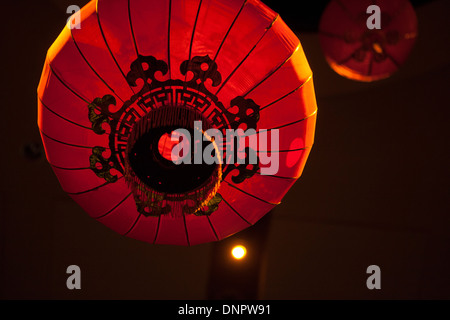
[404,32,417,40]
[231,245,247,260]
[157,131,186,162]
[326,57,391,82]
[372,42,383,54]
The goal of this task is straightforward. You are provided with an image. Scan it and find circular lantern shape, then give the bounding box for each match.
[319,0,418,82]
[37,0,317,245]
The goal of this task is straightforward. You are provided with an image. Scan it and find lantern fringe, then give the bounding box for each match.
[124,106,222,218]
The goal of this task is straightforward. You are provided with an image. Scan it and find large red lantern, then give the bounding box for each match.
[37,0,317,245]
[319,0,418,82]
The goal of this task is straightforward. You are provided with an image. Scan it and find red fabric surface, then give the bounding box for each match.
[38,0,317,245]
[319,0,418,81]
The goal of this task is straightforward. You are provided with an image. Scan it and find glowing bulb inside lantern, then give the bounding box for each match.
[372,42,383,54]
[231,245,247,260]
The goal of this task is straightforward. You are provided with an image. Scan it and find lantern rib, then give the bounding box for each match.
[255,171,300,180]
[182,0,204,107]
[39,97,96,131]
[94,192,133,220]
[266,108,317,130]
[127,0,152,94]
[152,216,162,244]
[183,214,191,246]
[213,0,248,62]
[221,197,252,226]
[96,0,137,95]
[255,146,312,180]
[206,216,220,241]
[335,0,361,27]
[39,130,110,150]
[70,28,125,103]
[167,0,172,78]
[214,14,279,96]
[215,85,316,132]
[260,75,313,111]
[127,0,140,59]
[336,51,357,66]
[243,43,301,99]
[50,164,91,171]
[223,180,279,205]
[384,51,401,68]
[257,147,308,154]
[237,108,317,138]
[122,213,143,236]
[38,0,318,244]
[47,63,91,104]
[66,176,124,195]
[188,0,204,62]
[367,55,374,76]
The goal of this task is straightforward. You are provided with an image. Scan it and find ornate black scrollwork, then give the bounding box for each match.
[222,147,260,184]
[87,54,262,216]
[126,55,169,90]
[89,146,118,183]
[196,193,223,216]
[180,55,222,88]
[136,195,171,217]
[88,95,116,134]
[225,96,260,130]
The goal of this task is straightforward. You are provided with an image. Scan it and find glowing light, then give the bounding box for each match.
[372,43,383,54]
[231,245,247,260]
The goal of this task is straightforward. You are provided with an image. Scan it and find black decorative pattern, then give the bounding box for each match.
[222,147,259,184]
[87,55,261,216]
[89,147,118,183]
[88,95,115,135]
[180,55,222,88]
[227,96,260,130]
[197,193,223,216]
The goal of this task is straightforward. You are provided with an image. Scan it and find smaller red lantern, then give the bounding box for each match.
[319,0,418,82]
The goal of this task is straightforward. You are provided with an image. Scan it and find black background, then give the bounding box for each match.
[0,0,449,299]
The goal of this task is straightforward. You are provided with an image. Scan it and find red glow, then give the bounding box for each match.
[319,0,418,82]
[37,0,317,245]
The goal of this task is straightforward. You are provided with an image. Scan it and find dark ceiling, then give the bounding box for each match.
[1,0,449,300]
[262,0,437,32]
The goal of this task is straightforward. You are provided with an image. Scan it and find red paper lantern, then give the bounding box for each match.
[319,0,418,82]
[37,0,317,245]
